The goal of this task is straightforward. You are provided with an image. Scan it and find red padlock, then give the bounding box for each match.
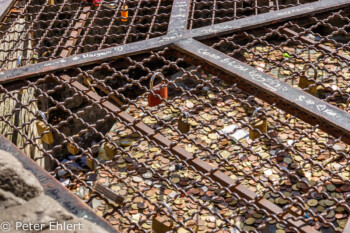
[84,0,101,6]
[148,72,168,107]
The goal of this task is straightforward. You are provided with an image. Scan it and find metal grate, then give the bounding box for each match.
[0,0,350,233]
[187,0,320,29]
[0,0,171,69]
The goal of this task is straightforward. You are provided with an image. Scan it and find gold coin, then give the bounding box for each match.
[307,199,318,207]
[326,184,336,192]
[317,205,324,212]
[325,200,335,206]
[245,218,255,225]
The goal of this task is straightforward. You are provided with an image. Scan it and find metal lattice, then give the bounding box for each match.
[0,0,350,233]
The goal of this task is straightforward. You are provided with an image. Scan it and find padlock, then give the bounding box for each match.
[121,1,128,22]
[152,202,174,233]
[67,141,79,154]
[178,112,190,133]
[148,72,168,107]
[249,108,267,140]
[84,0,101,6]
[48,0,54,5]
[298,64,317,95]
[86,155,95,170]
[36,121,54,144]
[104,142,117,160]
[17,55,25,67]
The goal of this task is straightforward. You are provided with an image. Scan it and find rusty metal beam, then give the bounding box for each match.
[184,0,350,40]
[0,37,169,84]
[167,0,191,32]
[282,28,350,62]
[174,38,350,144]
[59,74,318,233]
[0,0,17,22]
[60,6,91,58]
[1,0,349,85]
[0,134,119,233]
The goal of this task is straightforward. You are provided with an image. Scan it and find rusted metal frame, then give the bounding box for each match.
[0,134,119,233]
[0,0,344,82]
[167,0,191,33]
[58,73,318,233]
[0,0,17,22]
[0,36,170,84]
[174,38,350,142]
[282,28,350,62]
[184,0,350,40]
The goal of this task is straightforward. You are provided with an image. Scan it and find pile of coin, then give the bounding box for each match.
[68,66,350,232]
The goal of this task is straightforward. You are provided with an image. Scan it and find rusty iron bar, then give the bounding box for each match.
[174,38,350,144]
[59,74,318,233]
[282,28,350,62]
[0,37,170,84]
[1,0,349,85]
[167,0,190,32]
[0,134,119,232]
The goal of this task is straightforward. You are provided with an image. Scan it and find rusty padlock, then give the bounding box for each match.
[152,202,174,233]
[178,112,190,133]
[249,107,267,140]
[148,72,168,107]
[298,64,318,95]
[121,0,128,22]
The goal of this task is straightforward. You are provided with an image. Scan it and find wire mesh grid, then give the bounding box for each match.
[0,47,349,232]
[206,7,350,112]
[0,0,171,69]
[0,0,350,233]
[187,0,320,30]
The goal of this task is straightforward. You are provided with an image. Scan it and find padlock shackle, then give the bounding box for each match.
[179,112,189,122]
[302,64,317,81]
[150,72,165,90]
[18,55,23,67]
[157,201,173,215]
[252,107,262,116]
[38,110,47,121]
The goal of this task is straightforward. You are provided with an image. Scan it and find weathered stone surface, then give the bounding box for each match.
[0,150,43,200]
[0,188,25,209]
[0,150,109,233]
[0,194,108,233]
